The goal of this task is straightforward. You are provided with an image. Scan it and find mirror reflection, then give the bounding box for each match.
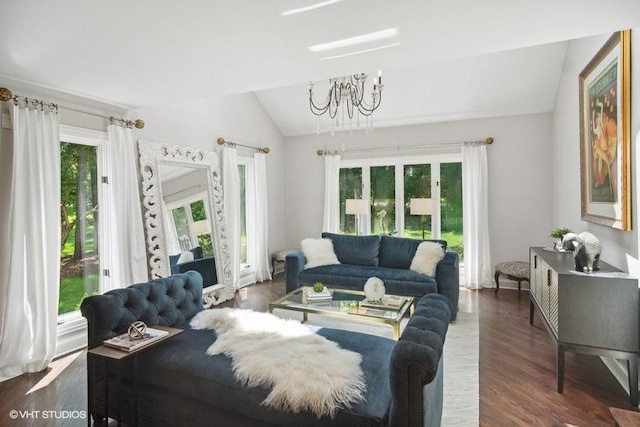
[159,164,218,287]
[138,139,234,304]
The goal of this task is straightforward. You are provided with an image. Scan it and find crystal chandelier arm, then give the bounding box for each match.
[354,91,382,116]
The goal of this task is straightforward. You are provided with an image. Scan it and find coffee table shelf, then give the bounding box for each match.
[269,286,414,339]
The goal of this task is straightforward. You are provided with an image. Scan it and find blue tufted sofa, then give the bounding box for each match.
[81,270,451,427]
[286,233,459,320]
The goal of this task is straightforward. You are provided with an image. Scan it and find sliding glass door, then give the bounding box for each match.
[337,156,463,258]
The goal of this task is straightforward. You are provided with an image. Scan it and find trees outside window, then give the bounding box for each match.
[59,142,100,315]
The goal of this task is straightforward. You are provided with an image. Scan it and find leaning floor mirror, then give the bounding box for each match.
[138,139,235,306]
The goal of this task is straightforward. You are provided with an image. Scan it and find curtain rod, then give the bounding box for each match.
[216,137,270,154]
[316,136,494,156]
[0,87,145,129]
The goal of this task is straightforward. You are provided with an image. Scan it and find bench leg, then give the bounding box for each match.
[494,272,500,294]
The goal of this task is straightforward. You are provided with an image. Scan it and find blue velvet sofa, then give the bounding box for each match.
[286,233,459,320]
[81,271,451,427]
[169,246,218,287]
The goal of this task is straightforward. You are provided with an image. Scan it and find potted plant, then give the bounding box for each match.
[549,227,572,250]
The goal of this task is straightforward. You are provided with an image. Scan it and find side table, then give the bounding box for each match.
[87,326,182,426]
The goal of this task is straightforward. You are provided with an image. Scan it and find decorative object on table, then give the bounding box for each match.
[579,30,631,231]
[305,284,332,301]
[561,231,602,272]
[103,322,169,352]
[359,295,407,310]
[549,227,573,250]
[410,198,436,239]
[128,321,148,339]
[363,277,386,303]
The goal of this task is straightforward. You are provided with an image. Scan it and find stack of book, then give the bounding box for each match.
[103,327,169,352]
[305,287,332,302]
[360,296,406,310]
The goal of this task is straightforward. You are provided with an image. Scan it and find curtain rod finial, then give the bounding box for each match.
[134,119,145,129]
[217,137,226,146]
[317,149,324,156]
[0,87,12,102]
[486,137,494,145]
[263,147,270,154]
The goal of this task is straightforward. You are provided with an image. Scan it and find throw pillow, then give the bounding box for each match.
[410,241,445,277]
[176,251,195,265]
[301,238,340,269]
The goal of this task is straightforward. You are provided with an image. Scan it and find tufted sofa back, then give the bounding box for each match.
[81,271,204,349]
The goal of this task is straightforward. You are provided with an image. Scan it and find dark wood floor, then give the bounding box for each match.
[0,275,637,426]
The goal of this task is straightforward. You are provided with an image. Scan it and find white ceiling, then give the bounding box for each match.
[1,0,639,136]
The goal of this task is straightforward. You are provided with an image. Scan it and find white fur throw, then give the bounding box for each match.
[301,238,340,269]
[190,308,365,418]
[410,241,445,277]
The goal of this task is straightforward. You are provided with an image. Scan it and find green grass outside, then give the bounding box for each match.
[59,275,99,315]
[403,229,464,259]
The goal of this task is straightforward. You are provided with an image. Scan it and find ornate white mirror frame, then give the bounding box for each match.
[137,139,235,306]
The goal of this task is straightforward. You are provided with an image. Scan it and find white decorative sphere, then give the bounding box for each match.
[364,277,385,303]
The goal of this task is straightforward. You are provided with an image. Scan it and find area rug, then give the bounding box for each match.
[271,307,480,427]
[190,308,366,417]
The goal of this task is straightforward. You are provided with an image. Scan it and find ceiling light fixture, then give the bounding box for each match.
[281,0,342,16]
[309,72,383,135]
[308,28,399,53]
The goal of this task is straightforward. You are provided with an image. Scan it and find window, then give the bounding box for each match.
[404,164,431,239]
[237,157,256,282]
[337,155,464,257]
[56,126,109,356]
[59,133,105,316]
[238,163,248,264]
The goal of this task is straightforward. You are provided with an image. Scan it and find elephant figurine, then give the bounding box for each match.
[561,231,602,272]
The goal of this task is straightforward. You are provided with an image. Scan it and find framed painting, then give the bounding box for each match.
[579,30,631,230]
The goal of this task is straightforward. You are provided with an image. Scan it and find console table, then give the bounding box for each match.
[529,247,639,406]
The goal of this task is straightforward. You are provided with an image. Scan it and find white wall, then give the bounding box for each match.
[130,92,287,258]
[552,30,640,274]
[284,113,554,271]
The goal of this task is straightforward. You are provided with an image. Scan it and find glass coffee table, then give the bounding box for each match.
[269,286,414,340]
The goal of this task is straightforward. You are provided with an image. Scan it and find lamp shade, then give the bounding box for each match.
[191,219,210,236]
[410,198,435,215]
[345,199,369,215]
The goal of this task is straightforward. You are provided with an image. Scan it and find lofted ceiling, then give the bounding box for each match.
[1,0,640,136]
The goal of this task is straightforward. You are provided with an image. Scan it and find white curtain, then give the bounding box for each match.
[0,104,60,381]
[462,142,492,289]
[322,154,341,233]
[105,125,148,290]
[222,147,241,288]
[253,153,271,282]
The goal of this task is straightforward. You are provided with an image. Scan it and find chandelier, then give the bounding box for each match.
[308,72,383,135]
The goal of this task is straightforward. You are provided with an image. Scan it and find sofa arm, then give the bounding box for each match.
[389,294,451,427]
[285,250,306,293]
[435,251,459,320]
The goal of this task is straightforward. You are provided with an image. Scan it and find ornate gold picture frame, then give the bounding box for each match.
[579,30,631,230]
